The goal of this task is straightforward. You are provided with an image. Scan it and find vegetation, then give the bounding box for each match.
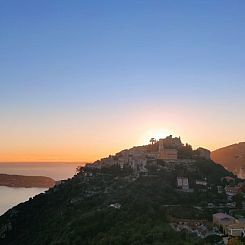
[0,158,239,245]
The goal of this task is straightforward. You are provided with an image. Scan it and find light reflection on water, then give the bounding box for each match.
[0,186,47,215]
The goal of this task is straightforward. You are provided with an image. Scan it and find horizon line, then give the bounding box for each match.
[0,161,87,164]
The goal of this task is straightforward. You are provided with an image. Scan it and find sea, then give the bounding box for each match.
[0,162,81,216]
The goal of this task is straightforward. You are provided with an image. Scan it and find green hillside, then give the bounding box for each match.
[0,159,237,245]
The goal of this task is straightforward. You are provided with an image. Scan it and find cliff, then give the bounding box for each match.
[0,174,55,188]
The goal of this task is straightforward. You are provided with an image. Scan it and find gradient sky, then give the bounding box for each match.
[1,0,245,162]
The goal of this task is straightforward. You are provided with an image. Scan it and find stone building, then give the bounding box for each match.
[158,139,178,160]
[197,147,210,160]
[160,135,183,148]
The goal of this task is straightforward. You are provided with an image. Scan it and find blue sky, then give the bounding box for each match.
[0,1,245,161]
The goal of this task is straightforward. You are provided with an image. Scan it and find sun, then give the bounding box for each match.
[139,128,173,145]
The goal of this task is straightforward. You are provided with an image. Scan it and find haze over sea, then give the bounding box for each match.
[0,162,79,215]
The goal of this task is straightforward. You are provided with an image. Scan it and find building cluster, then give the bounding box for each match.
[176,175,245,197]
[176,177,208,192]
[91,135,211,173]
[222,176,245,199]
[213,213,245,238]
[173,213,245,241]
[92,146,148,173]
[174,176,245,241]
[171,219,211,239]
[92,135,182,172]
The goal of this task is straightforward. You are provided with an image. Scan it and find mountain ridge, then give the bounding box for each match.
[211,142,245,177]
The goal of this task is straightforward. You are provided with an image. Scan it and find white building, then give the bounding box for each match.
[177,177,189,190]
[213,213,245,237]
[196,180,207,186]
[109,203,121,209]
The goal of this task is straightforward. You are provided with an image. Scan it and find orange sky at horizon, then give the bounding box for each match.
[1,103,244,163]
[1,126,244,163]
[0,136,242,163]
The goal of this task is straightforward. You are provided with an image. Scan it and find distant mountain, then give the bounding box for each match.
[0,174,55,188]
[211,142,245,178]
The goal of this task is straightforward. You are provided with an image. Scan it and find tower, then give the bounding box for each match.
[159,139,164,152]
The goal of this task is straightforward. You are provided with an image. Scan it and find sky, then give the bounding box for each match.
[0,0,245,162]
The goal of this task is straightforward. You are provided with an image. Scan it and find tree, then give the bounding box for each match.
[76,165,83,173]
[150,138,156,145]
[178,144,193,159]
[232,193,244,209]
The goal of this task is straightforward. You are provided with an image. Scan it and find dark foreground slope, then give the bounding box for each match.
[0,159,236,245]
[0,174,55,188]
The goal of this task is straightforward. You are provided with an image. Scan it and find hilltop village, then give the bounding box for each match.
[91,135,211,173]
[80,136,245,244]
[2,136,245,244]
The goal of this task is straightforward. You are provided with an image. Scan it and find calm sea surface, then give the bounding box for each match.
[0,162,80,215]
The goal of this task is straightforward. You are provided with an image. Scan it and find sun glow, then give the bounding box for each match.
[139,128,173,145]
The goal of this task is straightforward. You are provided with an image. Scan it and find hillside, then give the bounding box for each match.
[0,174,55,188]
[211,142,245,177]
[0,153,237,244]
